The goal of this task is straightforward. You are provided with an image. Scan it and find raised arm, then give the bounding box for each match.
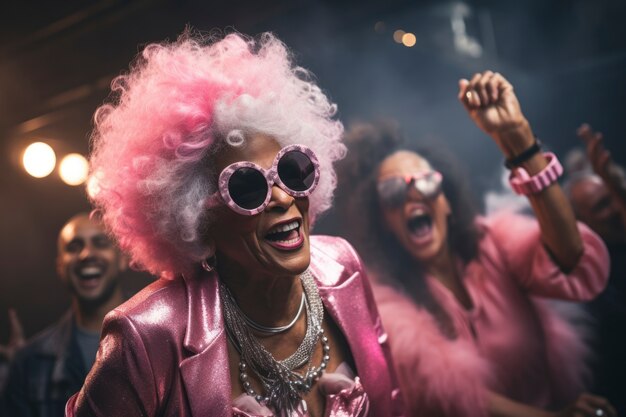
[577,123,626,228]
[459,71,582,272]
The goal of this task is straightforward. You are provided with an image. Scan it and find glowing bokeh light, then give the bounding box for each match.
[59,153,89,186]
[23,142,56,178]
[402,32,417,47]
[393,29,405,43]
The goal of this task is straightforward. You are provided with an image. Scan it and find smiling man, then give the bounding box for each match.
[3,213,127,417]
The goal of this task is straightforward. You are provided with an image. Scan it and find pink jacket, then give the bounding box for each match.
[66,236,404,417]
[374,213,610,417]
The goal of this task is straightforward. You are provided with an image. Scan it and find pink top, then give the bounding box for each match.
[232,363,369,417]
[375,212,609,417]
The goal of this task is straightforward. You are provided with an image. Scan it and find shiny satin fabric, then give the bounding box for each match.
[65,235,405,417]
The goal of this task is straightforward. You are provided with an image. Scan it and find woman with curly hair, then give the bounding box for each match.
[336,72,614,417]
[64,32,404,417]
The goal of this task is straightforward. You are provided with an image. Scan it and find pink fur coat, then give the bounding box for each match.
[373,213,609,417]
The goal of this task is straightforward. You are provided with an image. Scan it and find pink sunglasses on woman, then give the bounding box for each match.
[208,144,321,216]
[377,170,443,207]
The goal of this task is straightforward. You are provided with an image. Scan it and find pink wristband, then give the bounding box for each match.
[509,152,563,195]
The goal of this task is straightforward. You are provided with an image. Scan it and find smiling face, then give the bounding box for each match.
[57,214,127,306]
[209,134,312,279]
[377,151,451,263]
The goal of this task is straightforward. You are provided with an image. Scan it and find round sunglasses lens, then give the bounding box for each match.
[228,168,268,210]
[377,178,407,207]
[277,151,316,192]
[415,173,441,200]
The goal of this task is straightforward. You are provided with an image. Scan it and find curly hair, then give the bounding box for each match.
[335,121,482,338]
[88,31,345,277]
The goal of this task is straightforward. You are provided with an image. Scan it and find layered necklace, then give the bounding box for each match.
[220,269,330,414]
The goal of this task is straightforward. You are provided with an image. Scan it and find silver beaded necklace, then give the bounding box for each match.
[220,269,330,414]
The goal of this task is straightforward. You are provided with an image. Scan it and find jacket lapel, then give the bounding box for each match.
[316,274,386,392]
[179,270,232,417]
[310,244,394,415]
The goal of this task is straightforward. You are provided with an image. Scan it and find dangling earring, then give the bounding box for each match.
[201,256,217,272]
[201,239,217,272]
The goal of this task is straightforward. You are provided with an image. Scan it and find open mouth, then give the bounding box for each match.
[406,208,434,244]
[264,219,304,250]
[74,262,107,288]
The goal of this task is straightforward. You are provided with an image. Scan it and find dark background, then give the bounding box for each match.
[1,0,625,339]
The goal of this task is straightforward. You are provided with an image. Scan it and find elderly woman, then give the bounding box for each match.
[336,72,614,417]
[65,32,404,417]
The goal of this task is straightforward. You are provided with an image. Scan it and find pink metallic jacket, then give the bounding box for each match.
[65,236,405,417]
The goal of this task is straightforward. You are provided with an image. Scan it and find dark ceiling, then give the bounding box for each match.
[1,0,625,337]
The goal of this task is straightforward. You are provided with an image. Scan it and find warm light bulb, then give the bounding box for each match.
[59,153,89,186]
[23,142,56,178]
[402,33,417,47]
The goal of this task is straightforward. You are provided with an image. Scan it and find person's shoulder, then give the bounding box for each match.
[107,276,188,335]
[310,235,361,265]
[11,313,72,363]
[116,276,185,314]
[309,235,365,286]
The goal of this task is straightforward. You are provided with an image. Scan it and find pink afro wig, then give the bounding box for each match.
[89,31,345,277]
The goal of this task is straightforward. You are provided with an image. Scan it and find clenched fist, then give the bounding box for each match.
[458,71,535,159]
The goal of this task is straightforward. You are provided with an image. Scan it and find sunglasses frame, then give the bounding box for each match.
[215,144,321,216]
[377,170,443,207]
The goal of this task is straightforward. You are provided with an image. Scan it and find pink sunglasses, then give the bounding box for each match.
[377,170,443,207]
[208,144,321,216]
